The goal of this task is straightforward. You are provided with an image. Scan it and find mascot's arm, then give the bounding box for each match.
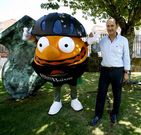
[22,27,37,43]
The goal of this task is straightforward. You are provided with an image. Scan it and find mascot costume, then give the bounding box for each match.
[22,12,88,115]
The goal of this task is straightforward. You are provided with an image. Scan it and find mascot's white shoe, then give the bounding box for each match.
[48,101,62,115]
[71,98,83,111]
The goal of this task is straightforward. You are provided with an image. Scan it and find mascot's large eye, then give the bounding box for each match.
[58,37,75,53]
[37,37,49,52]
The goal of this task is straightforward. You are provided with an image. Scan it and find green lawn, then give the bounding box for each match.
[0,72,141,135]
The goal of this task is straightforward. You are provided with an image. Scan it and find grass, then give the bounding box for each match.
[0,72,141,135]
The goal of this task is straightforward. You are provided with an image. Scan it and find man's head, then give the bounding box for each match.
[106,18,118,36]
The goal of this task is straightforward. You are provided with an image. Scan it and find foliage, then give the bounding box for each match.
[40,0,141,29]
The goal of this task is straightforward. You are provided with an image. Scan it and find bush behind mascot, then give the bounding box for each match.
[22,12,88,115]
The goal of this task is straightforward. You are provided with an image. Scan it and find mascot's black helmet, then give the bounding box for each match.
[31,12,86,37]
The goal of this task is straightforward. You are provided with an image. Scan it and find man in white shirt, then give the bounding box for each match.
[87,18,130,126]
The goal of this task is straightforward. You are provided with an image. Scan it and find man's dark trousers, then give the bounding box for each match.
[95,66,124,118]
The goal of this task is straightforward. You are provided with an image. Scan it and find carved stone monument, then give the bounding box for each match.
[0,16,46,99]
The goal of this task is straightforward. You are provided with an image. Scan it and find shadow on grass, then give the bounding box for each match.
[0,73,141,135]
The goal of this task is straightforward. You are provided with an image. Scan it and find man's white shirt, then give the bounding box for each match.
[87,35,131,70]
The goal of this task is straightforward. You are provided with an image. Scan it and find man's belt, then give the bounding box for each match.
[101,66,124,70]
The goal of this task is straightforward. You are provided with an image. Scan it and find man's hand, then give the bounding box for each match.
[89,32,93,37]
[123,72,129,81]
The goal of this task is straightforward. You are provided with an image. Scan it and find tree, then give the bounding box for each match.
[41,0,141,58]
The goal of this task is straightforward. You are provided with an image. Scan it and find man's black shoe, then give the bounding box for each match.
[90,116,101,126]
[110,113,117,124]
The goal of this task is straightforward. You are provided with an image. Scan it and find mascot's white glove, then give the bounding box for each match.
[22,27,32,41]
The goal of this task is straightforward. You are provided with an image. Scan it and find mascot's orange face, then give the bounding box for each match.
[31,13,88,82]
[34,36,88,66]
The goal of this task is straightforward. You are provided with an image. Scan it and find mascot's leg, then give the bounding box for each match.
[70,85,83,111]
[48,86,62,115]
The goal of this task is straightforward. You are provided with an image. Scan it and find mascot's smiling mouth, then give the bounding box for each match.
[34,47,86,66]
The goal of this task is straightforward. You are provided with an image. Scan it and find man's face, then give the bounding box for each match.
[106,19,118,36]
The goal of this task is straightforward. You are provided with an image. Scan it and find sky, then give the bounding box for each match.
[0,0,94,33]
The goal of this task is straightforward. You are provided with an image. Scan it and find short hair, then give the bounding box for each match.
[107,17,118,25]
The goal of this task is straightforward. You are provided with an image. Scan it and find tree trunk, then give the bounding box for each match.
[121,25,135,60]
[121,24,135,74]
